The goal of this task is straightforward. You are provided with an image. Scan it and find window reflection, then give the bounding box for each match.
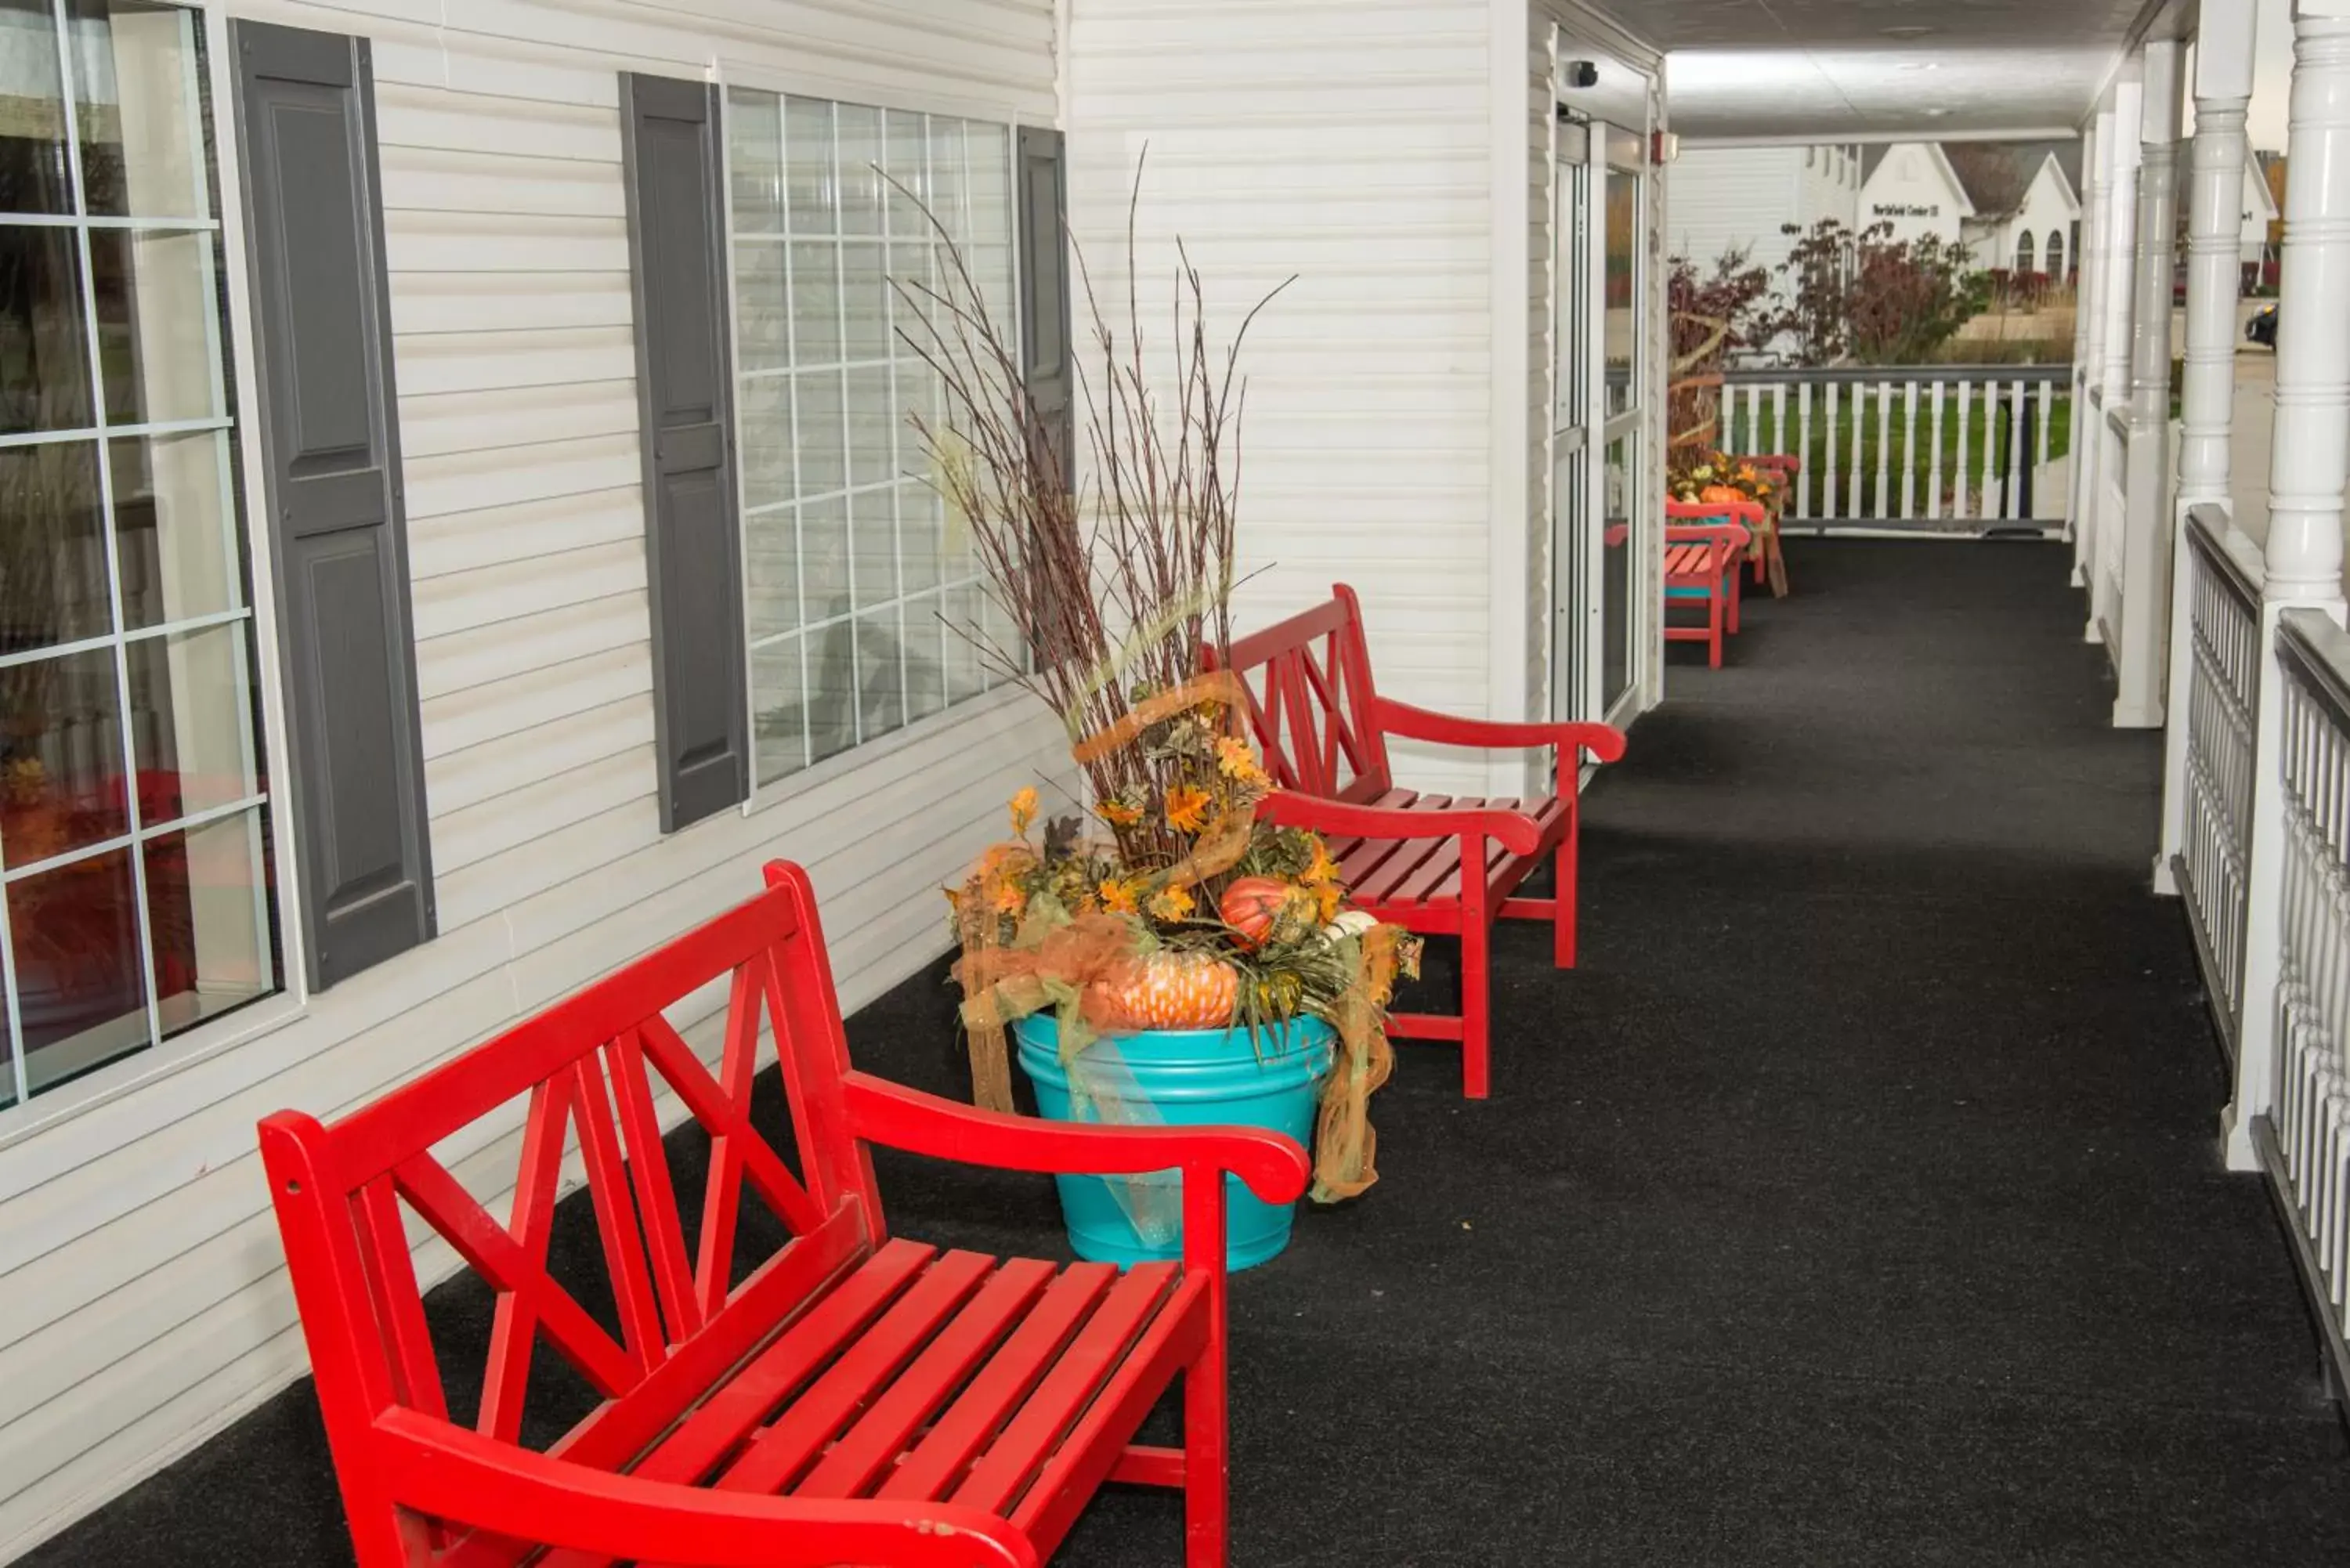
[89,226,225,426]
[110,429,242,630]
[10,844,150,1093]
[1603,435,1632,711]
[1,226,96,435]
[0,0,276,1109]
[68,0,215,220]
[726,90,1018,784]
[1603,165,1638,419]
[144,808,278,1042]
[1,645,131,861]
[0,439,111,652]
[0,1,72,215]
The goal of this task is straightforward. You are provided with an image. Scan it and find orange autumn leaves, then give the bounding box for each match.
[1214,735,1271,788]
[945,712,1412,1203]
[952,722,1334,941]
[1668,449,1776,511]
[1162,784,1211,833]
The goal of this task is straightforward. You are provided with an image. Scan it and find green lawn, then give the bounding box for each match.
[1722,385,2073,523]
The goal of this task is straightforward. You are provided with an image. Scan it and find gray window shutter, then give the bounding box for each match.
[620,74,748,832]
[233,22,434,991]
[1018,126,1073,486]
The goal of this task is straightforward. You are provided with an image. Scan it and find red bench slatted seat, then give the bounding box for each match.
[1206,584,1624,1099]
[1664,500,1757,669]
[261,862,1307,1568]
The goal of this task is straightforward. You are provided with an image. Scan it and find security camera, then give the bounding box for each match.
[1565,60,1600,89]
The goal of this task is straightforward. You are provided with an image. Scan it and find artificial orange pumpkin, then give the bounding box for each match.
[1093,952,1240,1031]
[1698,483,1747,506]
[1217,876,1292,948]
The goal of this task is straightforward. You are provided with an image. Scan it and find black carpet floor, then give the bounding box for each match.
[30,539,2350,1566]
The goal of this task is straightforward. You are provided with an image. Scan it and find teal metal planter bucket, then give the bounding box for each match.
[1014,1014,1334,1272]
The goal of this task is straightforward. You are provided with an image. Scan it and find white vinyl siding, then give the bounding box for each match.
[1661,145,1806,277]
[1795,139,1858,235]
[0,0,1060,1559]
[1066,0,1498,794]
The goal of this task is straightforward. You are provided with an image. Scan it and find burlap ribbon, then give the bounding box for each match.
[1310,923,1408,1201]
[953,663,1398,1204]
[1068,670,1250,767]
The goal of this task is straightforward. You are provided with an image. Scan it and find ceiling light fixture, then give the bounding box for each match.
[1882,23,1936,39]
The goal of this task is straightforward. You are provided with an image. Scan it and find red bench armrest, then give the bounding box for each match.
[1369,697,1625,764]
[375,1408,1038,1567]
[840,1073,1311,1207]
[1256,789,1545,857]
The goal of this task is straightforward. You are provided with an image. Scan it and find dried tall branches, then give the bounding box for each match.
[890,155,1292,867]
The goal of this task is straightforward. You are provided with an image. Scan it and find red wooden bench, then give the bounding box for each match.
[1208,584,1625,1100]
[1664,501,1755,669]
[260,861,1309,1568]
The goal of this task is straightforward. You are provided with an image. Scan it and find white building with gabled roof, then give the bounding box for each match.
[1663,139,2088,289]
[1938,141,2085,276]
[1855,142,1977,251]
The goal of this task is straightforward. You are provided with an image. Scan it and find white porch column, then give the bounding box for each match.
[2070,110,2110,586]
[2225,0,2350,1170]
[2099,81,2142,418]
[2114,41,2184,728]
[2088,72,2146,646]
[2157,0,2259,889]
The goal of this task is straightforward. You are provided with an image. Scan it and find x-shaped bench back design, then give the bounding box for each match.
[262,869,880,1460]
[1213,584,1392,805]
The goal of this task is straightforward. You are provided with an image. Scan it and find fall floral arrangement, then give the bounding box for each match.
[1668,446,1789,595]
[893,162,1417,1203]
[1666,446,1777,515]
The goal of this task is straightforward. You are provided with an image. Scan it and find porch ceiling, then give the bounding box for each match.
[1584,0,2160,143]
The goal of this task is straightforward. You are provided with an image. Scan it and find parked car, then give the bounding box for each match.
[2247,304,2279,348]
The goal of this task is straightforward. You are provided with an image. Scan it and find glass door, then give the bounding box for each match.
[1599,126,1644,718]
[1553,116,1645,723]
[1550,119,1590,718]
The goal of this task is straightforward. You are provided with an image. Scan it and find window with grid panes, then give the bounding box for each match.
[725,89,1023,785]
[0,0,280,1109]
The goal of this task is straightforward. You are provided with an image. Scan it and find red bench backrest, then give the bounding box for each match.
[1209,583,1393,804]
[259,863,879,1489]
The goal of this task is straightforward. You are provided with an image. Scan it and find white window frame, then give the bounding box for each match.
[710,60,1044,816]
[0,0,309,1145]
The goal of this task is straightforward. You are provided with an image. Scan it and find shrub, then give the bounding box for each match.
[1750,219,1988,367]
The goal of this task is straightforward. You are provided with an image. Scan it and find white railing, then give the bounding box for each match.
[2264,609,2350,1389]
[2175,508,2263,1053]
[1718,364,2066,530]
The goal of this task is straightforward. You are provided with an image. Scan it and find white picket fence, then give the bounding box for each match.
[1718,365,2066,529]
[2176,508,2264,1052]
